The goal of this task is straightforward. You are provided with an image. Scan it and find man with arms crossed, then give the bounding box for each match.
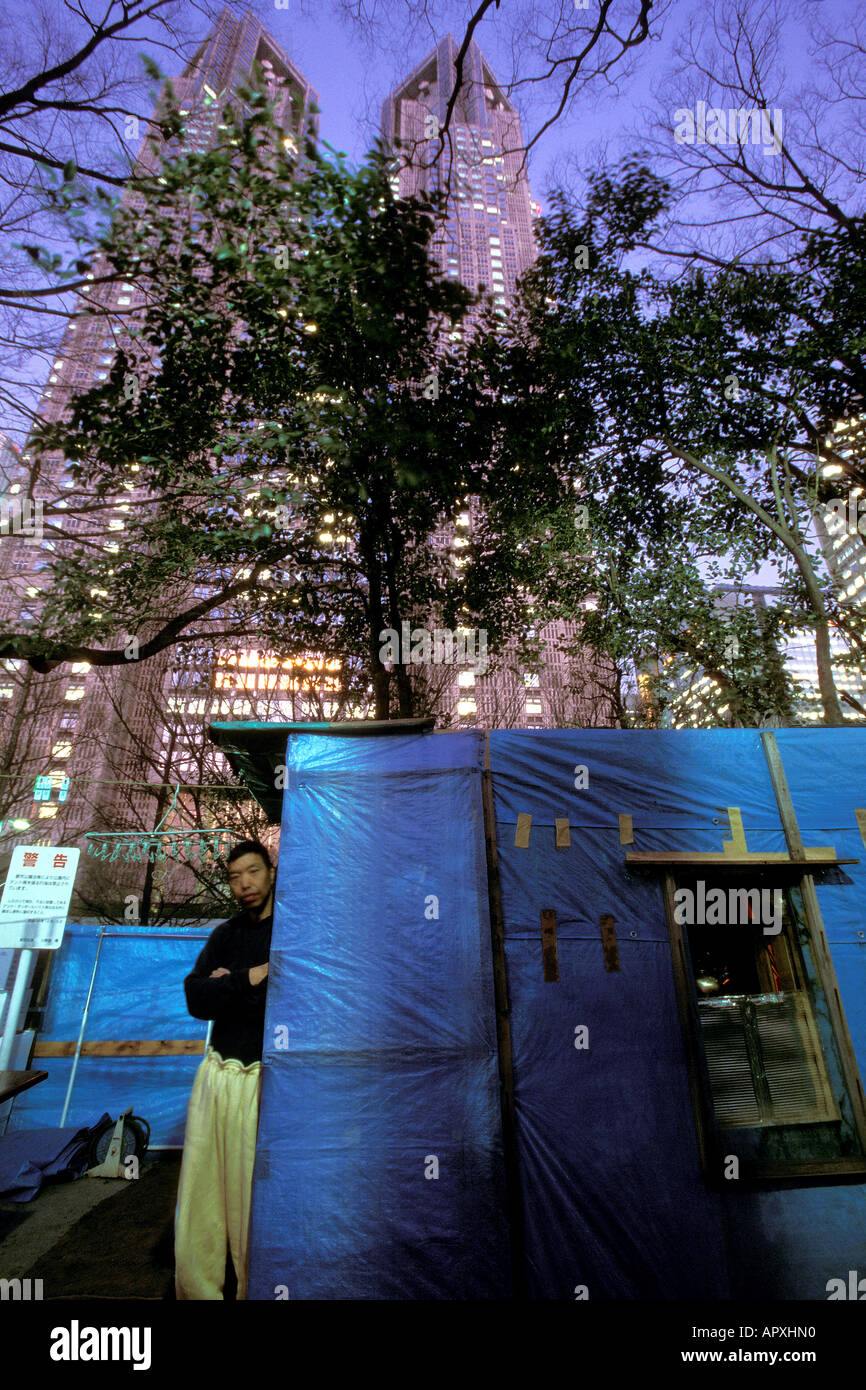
[175,840,275,1299]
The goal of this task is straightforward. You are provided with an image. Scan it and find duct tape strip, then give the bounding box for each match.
[723,806,747,855]
[515,813,532,848]
[540,908,560,982]
[600,914,620,972]
[618,814,634,845]
[554,817,571,848]
[856,809,866,848]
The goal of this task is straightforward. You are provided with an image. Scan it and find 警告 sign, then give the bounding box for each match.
[0,845,80,950]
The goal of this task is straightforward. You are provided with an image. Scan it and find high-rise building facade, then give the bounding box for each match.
[382,36,616,730]
[1,18,616,924]
[382,33,539,323]
[812,415,866,612]
[0,8,321,917]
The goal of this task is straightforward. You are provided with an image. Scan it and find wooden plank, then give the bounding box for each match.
[625,850,848,866]
[0,1069,48,1105]
[760,731,866,1160]
[540,909,560,982]
[740,1158,866,1182]
[34,1040,206,1057]
[761,734,806,862]
[599,914,620,972]
[481,745,528,1299]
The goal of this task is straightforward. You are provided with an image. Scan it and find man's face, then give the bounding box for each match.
[227,853,274,914]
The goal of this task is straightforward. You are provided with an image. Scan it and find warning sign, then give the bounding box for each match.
[0,845,80,949]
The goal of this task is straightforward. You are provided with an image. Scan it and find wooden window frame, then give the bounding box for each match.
[662,869,866,1185]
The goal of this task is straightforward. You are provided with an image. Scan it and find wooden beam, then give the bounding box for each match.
[739,1157,866,1181]
[599,914,620,972]
[761,735,806,862]
[761,731,866,1158]
[626,850,850,867]
[34,1040,206,1057]
[482,740,528,1299]
[540,909,559,982]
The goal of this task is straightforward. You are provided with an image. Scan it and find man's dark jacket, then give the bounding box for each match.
[184,908,273,1065]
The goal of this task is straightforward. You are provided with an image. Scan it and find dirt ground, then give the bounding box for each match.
[0,1151,238,1300]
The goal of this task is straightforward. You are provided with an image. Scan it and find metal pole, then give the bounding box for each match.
[0,947,33,1070]
[60,924,107,1127]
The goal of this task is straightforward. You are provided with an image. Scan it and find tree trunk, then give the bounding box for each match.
[372,666,390,721]
[664,441,848,727]
[394,660,414,718]
[790,549,847,726]
[383,525,415,718]
[360,530,391,720]
[140,731,176,926]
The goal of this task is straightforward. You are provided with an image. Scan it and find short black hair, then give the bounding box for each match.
[226,839,272,871]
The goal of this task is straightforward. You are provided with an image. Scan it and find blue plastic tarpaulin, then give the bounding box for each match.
[247,729,513,1299]
[245,724,866,1300]
[8,923,212,1147]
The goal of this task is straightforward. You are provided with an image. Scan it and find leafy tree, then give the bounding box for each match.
[0,0,233,440]
[5,81,575,718]
[509,163,866,725]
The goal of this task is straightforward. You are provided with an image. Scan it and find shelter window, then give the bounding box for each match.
[665,870,866,1182]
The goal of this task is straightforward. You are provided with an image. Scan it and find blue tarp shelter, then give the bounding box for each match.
[150,723,866,1296]
[8,923,212,1147]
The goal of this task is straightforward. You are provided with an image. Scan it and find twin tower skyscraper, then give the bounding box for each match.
[0,7,595,919]
[185,9,541,306]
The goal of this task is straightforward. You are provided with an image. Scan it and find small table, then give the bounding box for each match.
[0,1070,48,1106]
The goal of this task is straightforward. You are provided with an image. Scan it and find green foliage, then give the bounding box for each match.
[508,158,866,725]
[10,75,576,718]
